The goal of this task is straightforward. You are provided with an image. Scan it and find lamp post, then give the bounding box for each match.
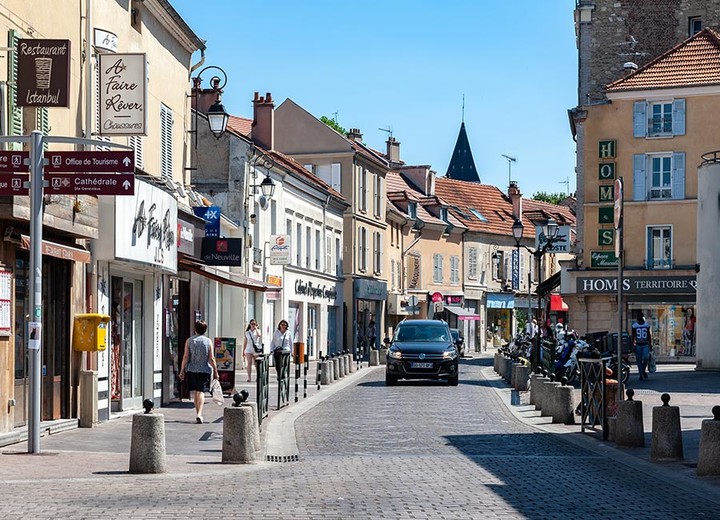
[192,66,230,147]
[512,217,560,370]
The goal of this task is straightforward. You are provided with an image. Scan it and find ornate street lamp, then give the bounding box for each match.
[191,66,229,146]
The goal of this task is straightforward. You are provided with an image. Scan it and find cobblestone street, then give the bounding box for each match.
[2,357,720,519]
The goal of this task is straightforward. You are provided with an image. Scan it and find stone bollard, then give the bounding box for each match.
[332,357,340,379]
[551,379,575,425]
[516,365,530,392]
[510,362,519,388]
[222,406,257,464]
[540,380,561,417]
[615,389,645,447]
[379,348,388,365]
[129,412,167,474]
[337,356,345,378]
[242,401,262,454]
[697,406,720,476]
[533,374,549,410]
[494,353,501,374]
[503,358,514,384]
[498,356,506,378]
[348,354,355,373]
[320,361,332,385]
[369,350,380,366]
[651,393,683,461]
[529,372,543,406]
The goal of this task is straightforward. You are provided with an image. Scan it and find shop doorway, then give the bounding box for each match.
[111,276,144,411]
[307,304,318,358]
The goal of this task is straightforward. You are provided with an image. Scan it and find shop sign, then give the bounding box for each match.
[266,274,283,286]
[487,293,515,309]
[536,225,571,253]
[295,279,337,302]
[577,275,696,294]
[193,206,221,237]
[590,251,619,268]
[269,234,291,265]
[114,179,177,271]
[176,214,201,256]
[354,278,388,300]
[511,249,519,290]
[94,28,118,53]
[98,53,147,135]
[430,291,443,303]
[445,295,463,305]
[201,237,242,266]
[17,39,71,107]
[599,140,616,159]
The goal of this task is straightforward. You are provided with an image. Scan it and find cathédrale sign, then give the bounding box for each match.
[17,39,71,107]
[577,275,696,294]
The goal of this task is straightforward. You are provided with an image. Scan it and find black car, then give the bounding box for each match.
[385,319,459,386]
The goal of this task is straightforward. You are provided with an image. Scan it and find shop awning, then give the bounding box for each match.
[178,258,270,292]
[537,271,561,297]
[550,294,569,311]
[445,305,480,321]
[486,293,515,309]
[19,234,91,263]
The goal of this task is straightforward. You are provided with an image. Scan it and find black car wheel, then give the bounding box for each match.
[447,375,459,386]
[386,373,398,386]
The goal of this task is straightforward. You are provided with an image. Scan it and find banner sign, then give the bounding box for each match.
[201,237,242,266]
[511,249,520,290]
[193,206,220,238]
[535,225,571,253]
[98,53,147,135]
[17,39,71,107]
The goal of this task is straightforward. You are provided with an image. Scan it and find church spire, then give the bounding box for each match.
[446,121,480,183]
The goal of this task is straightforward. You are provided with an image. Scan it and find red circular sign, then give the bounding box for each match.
[431,292,443,303]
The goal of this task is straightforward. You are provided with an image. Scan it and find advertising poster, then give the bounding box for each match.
[214,337,236,392]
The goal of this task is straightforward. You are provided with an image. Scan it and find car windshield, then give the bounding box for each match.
[451,330,460,341]
[395,324,450,342]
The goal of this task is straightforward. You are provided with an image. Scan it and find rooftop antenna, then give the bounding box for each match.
[331,110,339,124]
[378,126,393,138]
[501,154,517,186]
[560,176,570,195]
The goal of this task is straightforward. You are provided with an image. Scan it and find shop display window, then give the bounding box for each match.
[628,304,695,357]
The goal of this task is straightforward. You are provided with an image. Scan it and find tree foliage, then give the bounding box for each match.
[320,116,346,136]
[532,191,566,205]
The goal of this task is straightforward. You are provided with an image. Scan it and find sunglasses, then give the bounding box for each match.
[280,323,288,327]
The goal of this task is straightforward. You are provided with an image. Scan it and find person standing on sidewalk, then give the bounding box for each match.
[179,320,218,424]
[243,319,262,382]
[270,320,292,378]
[632,312,652,380]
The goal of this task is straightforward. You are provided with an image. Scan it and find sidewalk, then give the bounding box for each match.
[0,358,381,481]
[485,353,720,483]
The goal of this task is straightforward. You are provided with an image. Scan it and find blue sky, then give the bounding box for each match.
[173,1,577,198]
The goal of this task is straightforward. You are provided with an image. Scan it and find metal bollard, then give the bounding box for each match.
[697,406,720,476]
[651,393,683,461]
[616,389,645,447]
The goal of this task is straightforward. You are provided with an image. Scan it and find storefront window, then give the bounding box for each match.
[628,304,694,357]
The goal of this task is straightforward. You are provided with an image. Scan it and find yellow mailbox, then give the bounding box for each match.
[72,314,111,352]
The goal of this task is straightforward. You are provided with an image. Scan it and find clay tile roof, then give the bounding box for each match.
[350,140,389,169]
[607,28,720,92]
[268,150,345,202]
[226,115,252,137]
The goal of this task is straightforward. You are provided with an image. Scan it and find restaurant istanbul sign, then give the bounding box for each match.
[17,39,71,107]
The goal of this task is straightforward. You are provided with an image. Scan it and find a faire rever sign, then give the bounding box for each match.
[98,53,147,135]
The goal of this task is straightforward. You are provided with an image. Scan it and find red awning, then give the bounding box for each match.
[549,294,569,312]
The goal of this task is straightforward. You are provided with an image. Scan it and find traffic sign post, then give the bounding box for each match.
[615,177,624,407]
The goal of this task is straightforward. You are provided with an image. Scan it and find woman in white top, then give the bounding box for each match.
[270,320,293,378]
[243,319,262,382]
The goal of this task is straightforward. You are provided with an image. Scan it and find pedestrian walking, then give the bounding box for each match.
[243,319,262,382]
[632,312,652,380]
[179,320,218,424]
[526,318,538,339]
[270,319,292,378]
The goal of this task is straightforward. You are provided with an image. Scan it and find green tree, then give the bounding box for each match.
[532,191,566,205]
[320,115,346,136]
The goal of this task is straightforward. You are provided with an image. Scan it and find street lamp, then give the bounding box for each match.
[512,217,561,370]
[192,66,230,146]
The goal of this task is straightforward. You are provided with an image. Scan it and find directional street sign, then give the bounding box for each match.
[0,174,29,195]
[45,172,135,195]
[44,151,135,173]
[0,151,29,172]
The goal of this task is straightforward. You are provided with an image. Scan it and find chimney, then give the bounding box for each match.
[346,128,363,143]
[252,91,275,150]
[191,76,223,115]
[386,136,400,164]
[508,180,522,220]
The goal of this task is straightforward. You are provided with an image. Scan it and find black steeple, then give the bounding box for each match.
[446,122,480,183]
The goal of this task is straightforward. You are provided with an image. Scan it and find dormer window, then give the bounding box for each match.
[440,207,448,222]
[408,202,417,219]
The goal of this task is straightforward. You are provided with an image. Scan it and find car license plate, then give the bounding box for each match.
[410,362,433,369]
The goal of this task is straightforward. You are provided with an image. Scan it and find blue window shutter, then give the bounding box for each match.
[646,228,652,269]
[633,101,647,137]
[633,154,647,201]
[672,152,685,200]
[672,99,686,135]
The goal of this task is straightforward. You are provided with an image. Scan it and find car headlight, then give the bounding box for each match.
[388,349,402,359]
[443,348,457,360]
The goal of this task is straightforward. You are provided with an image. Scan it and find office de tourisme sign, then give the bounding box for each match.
[576,275,696,294]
